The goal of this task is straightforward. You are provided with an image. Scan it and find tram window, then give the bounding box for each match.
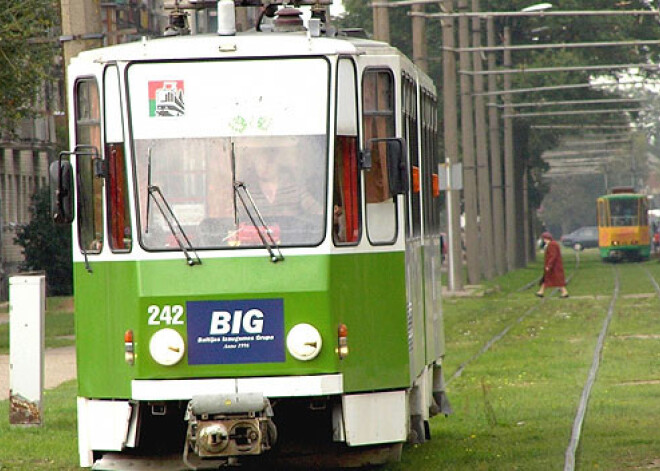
[363,69,396,244]
[640,198,649,226]
[333,137,359,244]
[597,200,606,227]
[334,58,360,245]
[421,90,439,237]
[609,199,639,226]
[75,78,104,253]
[402,74,420,238]
[104,66,132,252]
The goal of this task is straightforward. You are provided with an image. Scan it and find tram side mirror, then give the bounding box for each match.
[384,138,408,196]
[359,149,372,170]
[365,137,408,196]
[49,158,74,224]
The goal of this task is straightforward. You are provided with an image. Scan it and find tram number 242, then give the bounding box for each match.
[146,304,265,336]
[147,304,185,326]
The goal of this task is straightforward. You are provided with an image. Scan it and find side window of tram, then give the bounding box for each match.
[402,74,420,238]
[334,58,360,245]
[104,66,133,252]
[75,79,104,253]
[597,201,606,227]
[362,69,396,244]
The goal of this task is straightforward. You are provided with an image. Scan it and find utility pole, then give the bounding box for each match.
[373,0,391,43]
[60,0,104,70]
[412,3,428,73]
[471,0,495,279]
[487,17,506,276]
[502,26,517,271]
[458,0,480,285]
[442,0,464,291]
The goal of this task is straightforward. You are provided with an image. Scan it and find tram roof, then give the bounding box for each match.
[70,31,435,91]
[74,32,392,65]
[599,193,646,200]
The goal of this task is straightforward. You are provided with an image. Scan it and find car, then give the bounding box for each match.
[560,226,599,251]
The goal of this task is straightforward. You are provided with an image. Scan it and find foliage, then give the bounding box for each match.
[538,174,605,235]
[14,187,73,296]
[335,0,660,216]
[0,0,61,131]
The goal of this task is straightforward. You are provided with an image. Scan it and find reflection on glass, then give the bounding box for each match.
[135,136,326,250]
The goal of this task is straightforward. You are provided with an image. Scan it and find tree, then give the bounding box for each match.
[0,0,61,131]
[335,0,660,208]
[14,187,73,296]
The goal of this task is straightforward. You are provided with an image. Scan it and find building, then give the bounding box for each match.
[0,0,167,299]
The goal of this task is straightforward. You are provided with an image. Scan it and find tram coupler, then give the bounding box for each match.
[184,392,276,461]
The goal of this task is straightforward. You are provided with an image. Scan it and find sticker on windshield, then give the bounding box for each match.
[149,80,185,117]
[187,298,285,365]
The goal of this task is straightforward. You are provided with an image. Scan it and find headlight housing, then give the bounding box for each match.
[286,323,322,361]
[149,328,185,366]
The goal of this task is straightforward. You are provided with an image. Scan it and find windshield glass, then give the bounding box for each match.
[127,58,328,250]
[609,198,639,227]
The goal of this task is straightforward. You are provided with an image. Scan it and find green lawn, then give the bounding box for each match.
[4,252,660,469]
[0,296,74,354]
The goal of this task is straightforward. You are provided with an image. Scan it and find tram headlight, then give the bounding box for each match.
[286,324,322,361]
[124,329,135,365]
[149,328,185,366]
[337,323,349,359]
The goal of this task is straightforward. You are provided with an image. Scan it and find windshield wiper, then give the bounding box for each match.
[231,141,283,263]
[146,151,201,266]
[233,181,284,263]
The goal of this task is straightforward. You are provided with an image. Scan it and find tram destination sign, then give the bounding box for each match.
[187,298,285,365]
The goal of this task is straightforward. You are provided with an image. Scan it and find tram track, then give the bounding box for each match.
[643,265,660,296]
[447,251,581,386]
[563,266,619,471]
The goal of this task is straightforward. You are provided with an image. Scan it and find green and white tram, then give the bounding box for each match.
[51,2,450,467]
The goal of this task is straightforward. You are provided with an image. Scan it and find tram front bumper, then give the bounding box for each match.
[185,392,275,460]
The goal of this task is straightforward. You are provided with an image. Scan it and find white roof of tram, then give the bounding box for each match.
[72,32,392,64]
[70,31,436,92]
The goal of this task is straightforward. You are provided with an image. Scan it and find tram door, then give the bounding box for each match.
[363,67,426,380]
[72,67,135,396]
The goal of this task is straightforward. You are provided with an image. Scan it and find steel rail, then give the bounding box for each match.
[564,267,619,471]
[448,252,581,384]
[644,266,660,297]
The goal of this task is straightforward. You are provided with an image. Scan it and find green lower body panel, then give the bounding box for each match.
[74,252,411,399]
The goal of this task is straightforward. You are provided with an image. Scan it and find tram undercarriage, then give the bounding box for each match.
[83,366,450,470]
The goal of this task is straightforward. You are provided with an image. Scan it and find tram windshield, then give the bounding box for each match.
[608,198,645,227]
[127,58,329,250]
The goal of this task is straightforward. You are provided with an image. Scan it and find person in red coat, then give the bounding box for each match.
[536,231,569,298]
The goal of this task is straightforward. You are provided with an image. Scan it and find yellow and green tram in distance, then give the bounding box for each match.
[49,0,451,468]
[597,187,651,261]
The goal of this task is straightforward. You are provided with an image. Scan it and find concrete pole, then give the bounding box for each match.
[412,4,428,73]
[458,0,480,285]
[60,0,104,70]
[471,0,495,280]
[373,1,391,43]
[523,165,530,263]
[442,0,464,291]
[487,18,506,276]
[9,275,46,425]
[503,26,516,271]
